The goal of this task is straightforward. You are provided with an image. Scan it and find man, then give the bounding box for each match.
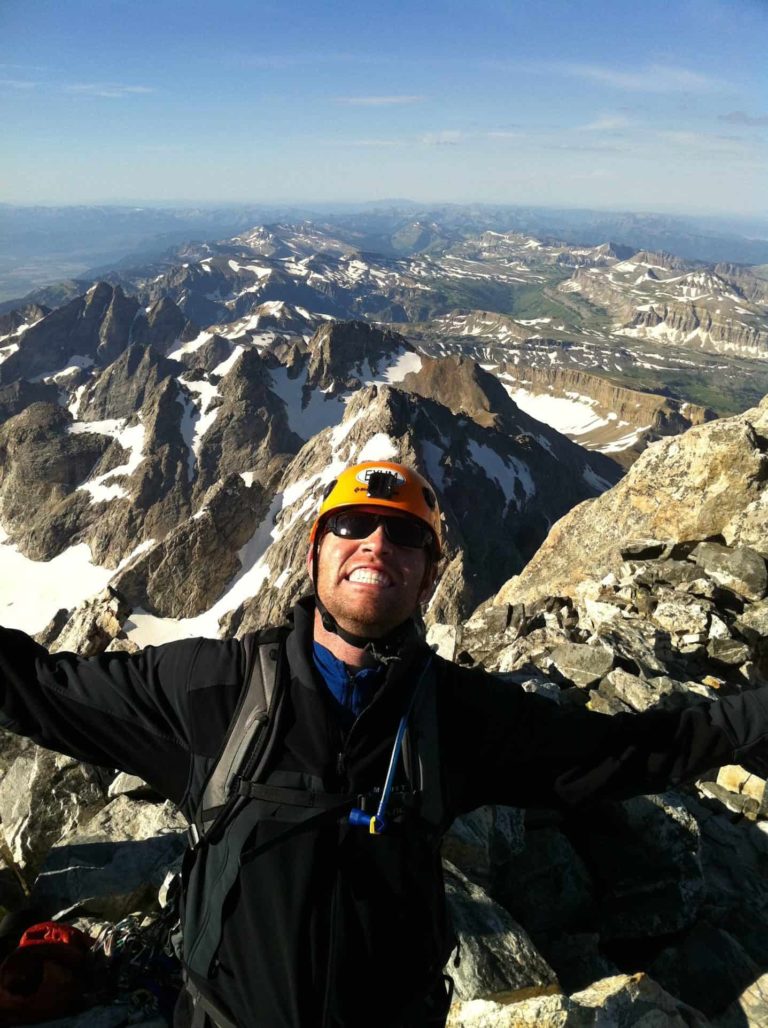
[1,459,768,1028]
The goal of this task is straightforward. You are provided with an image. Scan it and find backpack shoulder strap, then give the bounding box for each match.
[191,626,288,842]
[402,656,447,833]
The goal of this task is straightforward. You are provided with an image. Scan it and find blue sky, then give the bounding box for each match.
[1,0,767,214]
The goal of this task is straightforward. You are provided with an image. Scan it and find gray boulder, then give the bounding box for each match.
[444,860,558,1001]
[32,796,186,920]
[691,542,768,601]
[0,748,106,880]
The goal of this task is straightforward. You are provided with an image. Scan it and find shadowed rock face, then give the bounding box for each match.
[131,296,189,353]
[0,303,48,338]
[0,379,59,422]
[77,343,183,422]
[0,402,112,557]
[193,346,303,500]
[112,474,268,618]
[0,284,140,385]
[304,319,416,393]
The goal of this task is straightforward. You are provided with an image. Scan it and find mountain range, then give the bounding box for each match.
[2,211,768,1023]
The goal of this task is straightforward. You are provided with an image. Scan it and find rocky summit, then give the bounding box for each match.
[0,244,768,1023]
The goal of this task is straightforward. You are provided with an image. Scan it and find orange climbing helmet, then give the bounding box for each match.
[309,461,443,557]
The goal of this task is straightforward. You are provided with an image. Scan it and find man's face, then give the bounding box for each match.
[311,507,436,639]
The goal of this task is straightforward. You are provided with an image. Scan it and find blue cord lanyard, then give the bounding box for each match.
[348,657,433,835]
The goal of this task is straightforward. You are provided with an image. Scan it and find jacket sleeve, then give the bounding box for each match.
[442,663,768,813]
[0,625,243,805]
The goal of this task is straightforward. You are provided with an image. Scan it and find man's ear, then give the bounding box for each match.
[306,546,315,578]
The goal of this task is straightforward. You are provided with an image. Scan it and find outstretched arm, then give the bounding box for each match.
[442,662,768,813]
[0,625,244,805]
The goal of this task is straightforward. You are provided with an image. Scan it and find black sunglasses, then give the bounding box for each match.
[325,511,433,550]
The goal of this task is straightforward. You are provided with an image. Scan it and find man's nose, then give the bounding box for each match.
[360,524,391,553]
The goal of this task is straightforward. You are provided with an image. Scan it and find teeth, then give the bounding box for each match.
[348,568,392,586]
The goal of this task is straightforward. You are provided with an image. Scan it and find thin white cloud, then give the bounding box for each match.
[0,78,39,90]
[580,115,630,132]
[421,130,463,146]
[65,83,155,99]
[486,130,522,140]
[558,63,728,94]
[335,95,424,106]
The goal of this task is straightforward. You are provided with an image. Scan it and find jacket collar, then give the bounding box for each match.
[287,596,429,692]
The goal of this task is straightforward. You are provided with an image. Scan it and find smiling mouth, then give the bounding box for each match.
[346,568,393,587]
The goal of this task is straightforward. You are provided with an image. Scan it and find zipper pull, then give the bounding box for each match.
[336,751,346,778]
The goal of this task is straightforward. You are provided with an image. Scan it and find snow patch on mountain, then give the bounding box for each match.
[0,343,20,364]
[181,379,221,463]
[167,332,212,361]
[213,345,243,377]
[362,350,422,385]
[49,356,95,382]
[270,366,346,440]
[422,439,447,490]
[505,386,610,439]
[77,421,146,502]
[582,465,614,491]
[467,441,535,507]
[357,433,399,462]
[0,530,153,634]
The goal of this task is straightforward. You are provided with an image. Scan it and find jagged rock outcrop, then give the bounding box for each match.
[437,509,768,1022]
[177,332,232,373]
[304,320,416,394]
[497,396,768,609]
[31,796,187,921]
[193,346,303,499]
[0,284,141,385]
[445,861,559,1000]
[0,750,106,880]
[77,344,182,422]
[0,378,59,422]
[447,973,708,1027]
[79,376,194,568]
[0,402,113,557]
[131,296,189,353]
[401,354,525,431]
[44,587,132,656]
[113,474,268,618]
[0,302,48,339]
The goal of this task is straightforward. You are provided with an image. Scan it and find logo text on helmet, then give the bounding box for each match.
[355,467,406,487]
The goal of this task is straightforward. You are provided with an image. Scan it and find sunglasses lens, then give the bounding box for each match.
[332,513,378,539]
[384,519,428,548]
[329,513,430,549]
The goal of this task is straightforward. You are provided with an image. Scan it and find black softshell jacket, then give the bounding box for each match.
[2,597,768,1027]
